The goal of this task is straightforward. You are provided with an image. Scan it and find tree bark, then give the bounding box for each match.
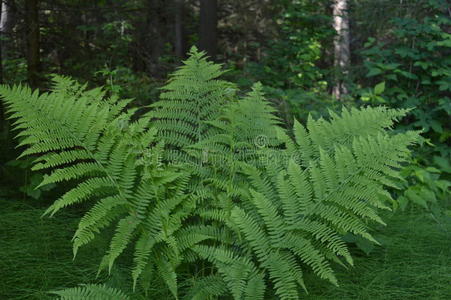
[174,0,186,58]
[332,0,350,100]
[25,0,40,88]
[0,0,15,83]
[0,3,3,83]
[199,0,218,59]
[0,0,15,149]
[145,0,165,74]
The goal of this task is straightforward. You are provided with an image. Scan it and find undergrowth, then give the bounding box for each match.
[1,197,449,299]
[0,48,431,299]
[304,211,451,300]
[0,198,106,300]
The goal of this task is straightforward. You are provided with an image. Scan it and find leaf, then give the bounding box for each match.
[397,196,409,211]
[374,82,385,95]
[433,156,451,173]
[430,120,443,133]
[405,189,428,209]
[437,80,451,91]
[367,68,382,77]
[395,70,418,80]
[418,188,437,204]
[413,61,430,70]
[386,74,398,81]
[342,234,376,255]
[355,237,376,255]
[425,167,441,174]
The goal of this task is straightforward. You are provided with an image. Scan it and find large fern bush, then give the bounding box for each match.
[0,47,419,299]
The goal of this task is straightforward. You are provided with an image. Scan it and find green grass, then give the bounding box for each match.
[304,212,451,300]
[0,197,107,299]
[1,196,450,299]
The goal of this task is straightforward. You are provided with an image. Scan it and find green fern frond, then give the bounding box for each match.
[244,273,266,300]
[283,106,412,167]
[184,275,229,300]
[50,284,130,300]
[147,46,236,162]
[0,76,194,296]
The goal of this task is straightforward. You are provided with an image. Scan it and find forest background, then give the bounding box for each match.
[0,0,450,299]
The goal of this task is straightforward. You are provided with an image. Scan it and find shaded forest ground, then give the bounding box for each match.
[1,196,450,300]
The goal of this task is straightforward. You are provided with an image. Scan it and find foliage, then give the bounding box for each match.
[51,284,130,300]
[262,86,338,126]
[226,1,336,127]
[1,74,194,298]
[398,162,450,215]
[94,65,159,105]
[357,1,450,212]
[3,198,450,300]
[360,6,450,152]
[303,211,451,299]
[240,0,333,90]
[1,48,419,299]
[0,198,109,300]
[3,158,55,199]
[147,47,236,162]
[2,58,28,85]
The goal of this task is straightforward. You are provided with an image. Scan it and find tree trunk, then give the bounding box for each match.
[0,3,3,83]
[199,0,218,59]
[25,0,40,88]
[0,0,15,83]
[145,0,165,74]
[332,0,350,100]
[174,0,186,58]
[0,0,15,151]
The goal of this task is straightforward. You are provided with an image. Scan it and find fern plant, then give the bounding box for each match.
[147,46,236,164]
[1,75,193,298]
[176,107,418,300]
[0,48,419,300]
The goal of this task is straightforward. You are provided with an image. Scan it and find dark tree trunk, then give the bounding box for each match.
[199,0,218,59]
[174,0,186,58]
[25,0,40,88]
[145,0,165,74]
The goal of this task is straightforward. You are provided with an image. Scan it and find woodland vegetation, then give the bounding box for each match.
[0,0,449,299]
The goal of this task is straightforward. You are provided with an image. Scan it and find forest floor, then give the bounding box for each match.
[304,210,451,300]
[1,196,450,300]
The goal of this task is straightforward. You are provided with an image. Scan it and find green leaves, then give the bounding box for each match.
[361,8,450,209]
[1,53,420,300]
[200,106,417,300]
[0,75,193,297]
[374,81,385,95]
[147,46,236,162]
[398,161,450,212]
